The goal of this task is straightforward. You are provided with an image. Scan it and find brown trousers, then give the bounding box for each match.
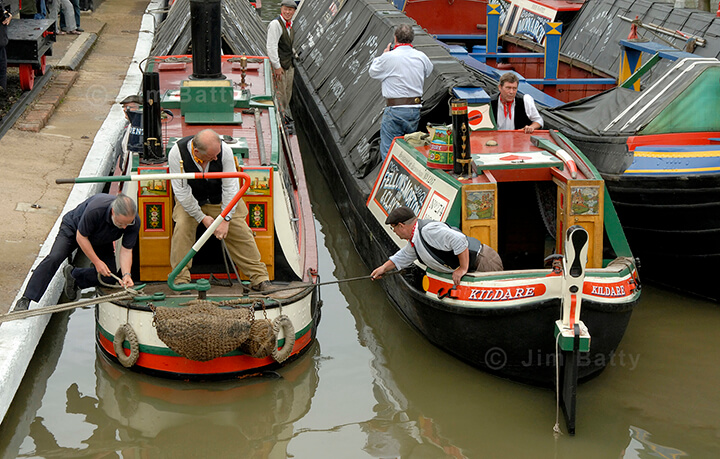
[170,201,269,286]
[474,245,504,272]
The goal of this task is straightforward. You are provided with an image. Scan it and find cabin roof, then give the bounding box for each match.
[542,59,720,136]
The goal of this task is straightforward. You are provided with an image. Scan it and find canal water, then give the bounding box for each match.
[2,124,719,457]
[2,3,720,458]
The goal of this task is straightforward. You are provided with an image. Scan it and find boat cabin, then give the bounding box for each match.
[115,54,306,287]
[368,87,610,272]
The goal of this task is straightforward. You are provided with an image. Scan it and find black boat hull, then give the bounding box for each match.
[293,68,637,386]
[604,173,720,302]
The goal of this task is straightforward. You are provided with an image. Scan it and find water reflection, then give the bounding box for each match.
[5,305,320,458]
[84,345,320,457]
[0,312,70,456]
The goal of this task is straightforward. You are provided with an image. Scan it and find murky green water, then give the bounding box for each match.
[2,1,719,457]
[2,134,719,457]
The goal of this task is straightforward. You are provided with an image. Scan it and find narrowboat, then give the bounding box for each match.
[397,0,720,301]
[292,0,640,433]
[60,0,320,380]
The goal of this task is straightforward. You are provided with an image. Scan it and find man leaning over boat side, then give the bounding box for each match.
[13,194,140,311]
[369,24,434,161]
[167,129,272,292]
[370,206,503,287]
[266,0,297,132]
[491,72,543,134]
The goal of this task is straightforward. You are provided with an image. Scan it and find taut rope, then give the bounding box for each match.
[1,291,137,324]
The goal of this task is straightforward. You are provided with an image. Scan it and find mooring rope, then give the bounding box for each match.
[1,291,137,324]
[2,273,143,324]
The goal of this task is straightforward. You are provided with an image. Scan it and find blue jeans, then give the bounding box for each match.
[60,0,81,29]
[380,106,420,160]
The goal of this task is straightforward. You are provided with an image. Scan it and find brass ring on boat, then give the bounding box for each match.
[113,323,140,368]
[272,315,295,363]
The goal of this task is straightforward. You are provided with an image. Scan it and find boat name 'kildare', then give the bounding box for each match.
[589,284,626,297]
[468,287,536,301]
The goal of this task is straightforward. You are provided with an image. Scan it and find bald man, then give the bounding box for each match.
[167,129,271,291]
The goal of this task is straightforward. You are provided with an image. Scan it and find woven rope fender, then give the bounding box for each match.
[153,300,253,362]
[113,323,140,368]
[272,315,295,363]
[239,318,277,359]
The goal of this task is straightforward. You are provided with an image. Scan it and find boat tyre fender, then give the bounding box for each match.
[272,315,295,363]
[113,323,140,368]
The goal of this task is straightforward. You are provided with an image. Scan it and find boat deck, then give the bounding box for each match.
[150,56,278,167]
[99,280,314,305]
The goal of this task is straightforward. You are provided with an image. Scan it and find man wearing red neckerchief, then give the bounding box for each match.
[491,72,543,133]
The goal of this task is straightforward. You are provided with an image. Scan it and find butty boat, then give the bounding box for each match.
[58,0,320,380]
[290,0,640,433]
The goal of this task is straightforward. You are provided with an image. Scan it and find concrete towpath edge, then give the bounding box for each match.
[0,0,163,425]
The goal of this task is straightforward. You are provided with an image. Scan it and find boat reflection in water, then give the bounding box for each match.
[20,341,320,457]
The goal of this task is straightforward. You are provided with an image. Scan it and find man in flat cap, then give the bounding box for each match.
[266,0,297,132]
[371,206,502,286]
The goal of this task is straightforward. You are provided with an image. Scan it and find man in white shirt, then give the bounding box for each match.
[369,24,433,160]
[266,0,297,128]
[491,72,543,133]
[168,129,271,291]
[371,206,503,286]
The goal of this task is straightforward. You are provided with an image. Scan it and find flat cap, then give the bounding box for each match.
[281,0,298,8]
[385,206,416,225]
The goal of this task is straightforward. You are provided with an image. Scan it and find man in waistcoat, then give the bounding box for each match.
[369,24,434,161]
[370,206,503,287]
[168,129,271,291]
[266,0,297,130]
[491,72,543,133]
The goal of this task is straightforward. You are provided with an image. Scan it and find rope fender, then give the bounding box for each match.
[113,323,140,368]
[272,315,295,363]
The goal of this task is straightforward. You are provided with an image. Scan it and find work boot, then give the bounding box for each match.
[14,297,30,311]
[251,281,272,292]
[64,265,79,301]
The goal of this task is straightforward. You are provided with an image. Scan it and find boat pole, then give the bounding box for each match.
[56,171,251,294]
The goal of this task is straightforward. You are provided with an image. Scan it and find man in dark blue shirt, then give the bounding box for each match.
[14,193,140,311]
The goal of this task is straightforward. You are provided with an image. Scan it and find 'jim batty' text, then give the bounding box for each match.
[522,349,639,370]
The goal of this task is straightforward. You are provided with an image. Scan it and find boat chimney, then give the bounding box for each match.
[190,0,224,79]
[451,98,472,177]
[142,71,164,162]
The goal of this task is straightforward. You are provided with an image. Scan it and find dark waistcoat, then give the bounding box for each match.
[177,135,224,206]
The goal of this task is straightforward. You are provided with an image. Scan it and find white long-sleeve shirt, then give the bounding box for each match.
[495,94,544,130]
[168,140,239,223]
[390,221,468,273]
[266,18,290,70]
[369,45,433,106]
